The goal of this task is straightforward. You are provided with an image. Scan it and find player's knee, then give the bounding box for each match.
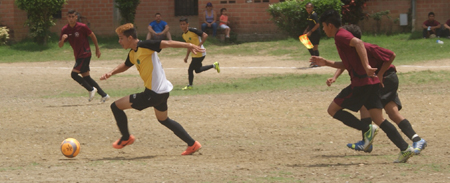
[71,72,79,80]
[158,117,169,123]
[327,107,337,117]
[110,102,120,112]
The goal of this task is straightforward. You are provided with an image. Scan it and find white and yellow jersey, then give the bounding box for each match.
[182,27,206,58]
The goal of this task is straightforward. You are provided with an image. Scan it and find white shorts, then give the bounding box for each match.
[220,24,230,29]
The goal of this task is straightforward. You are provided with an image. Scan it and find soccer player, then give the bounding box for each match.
[303,2,321,67]
[310,9,414,163]
[326,24,427,155]
[59,9,109,103]
[179,17,220,90]
[100,23,202,155]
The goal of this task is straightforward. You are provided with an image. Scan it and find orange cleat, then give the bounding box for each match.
[112,135,135,149]
[181,141,202,155]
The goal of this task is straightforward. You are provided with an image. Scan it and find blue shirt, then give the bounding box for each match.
[149,20,168,33]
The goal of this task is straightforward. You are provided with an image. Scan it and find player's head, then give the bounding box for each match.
[428,12,435,21]
[115,23,137,49]
[320,9,341,37]
[305,3,314,14]
[342,24,362,39]
[220,8,227,15]
[179,17,189,32]
[67,9,78,25]
[155,13,162,22]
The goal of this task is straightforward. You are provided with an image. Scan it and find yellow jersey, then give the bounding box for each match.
[182,27,206,58]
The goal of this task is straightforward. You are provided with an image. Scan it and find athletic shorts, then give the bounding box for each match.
[189,56,205,71]
[334,84,383,112]
[308,31,320,45]
[73,57,91,73]
[380,68,402,110]
[129,88,169,111]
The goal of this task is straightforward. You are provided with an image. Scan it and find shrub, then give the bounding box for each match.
[115,0,140,24]
[268,0,343,38]
[0,26,10,45]
[15,0,67,45]
[341,0,369,25]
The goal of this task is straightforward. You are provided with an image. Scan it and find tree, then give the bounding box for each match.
[115,0,140,24]
[341,0,369,25]
[15,0,67,45]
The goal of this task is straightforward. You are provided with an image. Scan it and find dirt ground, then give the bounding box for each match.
[1,55,450,182]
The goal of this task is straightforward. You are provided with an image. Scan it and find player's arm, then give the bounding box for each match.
[327,68,345,86]
[88,32,101,58]
[308,14,320,35]
[58,33,68,48]
[349,37,376,76]
[100,58,132,80]
[162,25,170,34]
[310,56,345,69]
[422,22,428,29]
[160,40,205,55]
[377,53,395,79]
[432,23,441,30]
[148,25,156,35]
[445,22,450,29]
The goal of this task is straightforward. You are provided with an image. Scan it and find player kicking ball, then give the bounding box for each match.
[100,23,202,155]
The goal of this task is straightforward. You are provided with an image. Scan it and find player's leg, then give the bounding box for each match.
[153,94,201,155]
[212,22,218,37]
[165,31,172,41]
[183,59,196,90]
[193,56,214,74]
[110,95,135,149]
[71,58,97,101]
[146,32,151,40]
[346,106,374,152]
[78,57,109,102]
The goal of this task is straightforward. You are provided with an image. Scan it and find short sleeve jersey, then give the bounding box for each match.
[149,20,168,33]
[182,28,206,58]
[60,22,92,59]
[124,40,173,94]
[364,43,396,74]
[306,11,319,32]
[334,28,380,86]
[219,15,228,26]
[423,20,440,27]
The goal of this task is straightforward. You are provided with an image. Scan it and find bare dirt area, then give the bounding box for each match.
[1,56,450,182]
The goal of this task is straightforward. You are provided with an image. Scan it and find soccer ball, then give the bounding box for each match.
[60,138,80,158]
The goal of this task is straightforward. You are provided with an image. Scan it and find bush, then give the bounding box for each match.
[115,0,140,24]
[268,0,342,38]
[0,26,10,45]
[15,0,67,45]
[341,0,369,25]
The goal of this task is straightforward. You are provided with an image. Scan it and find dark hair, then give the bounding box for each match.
[305,2,314,7]
[155,12,161,16]
[428,12,435,16]
[320,9,341,28]
[342,24,362,39]
[68,9,77,15]
[179,17,188,23]
[220,8,227,14]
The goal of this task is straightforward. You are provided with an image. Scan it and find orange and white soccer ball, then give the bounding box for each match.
[60,138,80,158]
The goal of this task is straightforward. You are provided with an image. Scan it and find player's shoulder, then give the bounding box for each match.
[188,27,199,32]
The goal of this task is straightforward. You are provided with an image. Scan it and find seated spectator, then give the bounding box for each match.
[442,18,450,39]
[146,13,172,40]
[219,8,231,38]
[201,2,218,37]
[422,12,441,38]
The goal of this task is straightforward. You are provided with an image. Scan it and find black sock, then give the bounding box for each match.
[71,72,93,91]
[111,102,130,140]
[314,50,319,56]
[379,120,409,151]
[398,119,420,142]
[308,49,314,56]
[333,110,369,131]
[159,117,195,146]
[83,75,107,97]
[360,118,372,140]
[188,69,194,86]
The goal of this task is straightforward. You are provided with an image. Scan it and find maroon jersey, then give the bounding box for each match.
[60,22,92,59]
[334,28,379,87]
[365,42,396,74]
[446,19,450,26]
[423,20,440,27]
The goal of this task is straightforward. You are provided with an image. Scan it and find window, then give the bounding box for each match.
[175,0,198,16]
[254,0,269,3]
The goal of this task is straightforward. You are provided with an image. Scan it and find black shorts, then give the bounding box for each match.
[73,57,91,73]
[129,88,169,111]
[189,56,205,71]
[334,84,383,112]
[380,68,402,110]
[308,31,320,45]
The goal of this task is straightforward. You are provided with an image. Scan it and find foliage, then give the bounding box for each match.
[369,10,392,33]
[15,0,67,45]
[341,0,369,25]
[0,27,10,45]
[268,0,342,38]
[115,0,140,24]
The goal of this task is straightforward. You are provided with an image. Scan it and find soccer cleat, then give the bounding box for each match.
[362,124,379,152]
[347,140,373,153]
[213,62,220,73]
[182,85,193,90]
[412,138,427,155]
[88,87,97,102]
[112,135,135,149]
[394,146,414,163]
[181,141,202,155]
[100,94,110,103]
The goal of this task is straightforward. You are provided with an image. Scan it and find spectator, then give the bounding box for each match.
[442,18,450,39]
[219,8,231,38]
[146,13,172,41]
[422,12,441,38]
[201,2,218,37]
